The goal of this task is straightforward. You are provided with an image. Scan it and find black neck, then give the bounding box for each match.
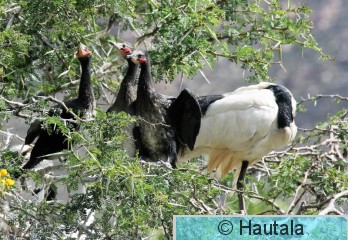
[275,93,293,128]
[138,53,154,97]
[108,59,138,112]
[266,85,293,128]
[78,56,94,105]
[119,59,138,94]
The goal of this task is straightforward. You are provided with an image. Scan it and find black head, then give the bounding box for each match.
[108,41,132,58]
[266,84,295,128]
[127,50,148,64]
[76,43,92,64]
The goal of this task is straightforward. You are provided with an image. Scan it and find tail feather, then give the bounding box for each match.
[207,149,245,189]
[207,149,225,173]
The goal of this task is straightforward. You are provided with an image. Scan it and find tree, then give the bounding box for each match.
[0,0,347,239]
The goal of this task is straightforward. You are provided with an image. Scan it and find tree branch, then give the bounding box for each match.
[297,94,348,105]
[318,190,348,215]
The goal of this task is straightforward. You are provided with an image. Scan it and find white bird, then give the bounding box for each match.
[176,82,297,213]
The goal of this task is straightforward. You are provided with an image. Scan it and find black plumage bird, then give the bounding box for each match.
[106,41,139,156]
[127,50,201,167]
[106,41,137,115]
[19,43,95,175]
[127,50,175,166]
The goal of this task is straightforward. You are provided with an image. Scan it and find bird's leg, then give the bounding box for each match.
[237,160,249,215]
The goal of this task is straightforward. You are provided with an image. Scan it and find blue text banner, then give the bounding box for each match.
[174,216,347,240]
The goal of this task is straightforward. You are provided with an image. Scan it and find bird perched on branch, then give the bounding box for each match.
[18,43,95,176]
[107,41,137,115]
[106,41,139,156]
[176,82,297,213]
[127,50,201,167]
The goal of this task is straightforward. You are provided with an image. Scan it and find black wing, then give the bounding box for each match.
[168,88,202,150]
[24,106,64,145]
[25,119,42,145]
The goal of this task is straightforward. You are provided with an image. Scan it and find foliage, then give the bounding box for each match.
[0,0,347,239]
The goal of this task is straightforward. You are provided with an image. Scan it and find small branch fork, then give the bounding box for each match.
[318,190,348,215]
[297,94,348,105]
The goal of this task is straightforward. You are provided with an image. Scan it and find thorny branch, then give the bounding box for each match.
[0,88,347,238]
[260,106,347,215]
[1,95,93,123]
[297,94,348,105]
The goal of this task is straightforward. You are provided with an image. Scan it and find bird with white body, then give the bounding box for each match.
[176,82,297,213]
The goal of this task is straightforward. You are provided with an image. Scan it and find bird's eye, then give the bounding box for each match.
[138,54,142,59]
[122,44,126,48]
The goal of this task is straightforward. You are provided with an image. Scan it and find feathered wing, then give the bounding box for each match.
[168,88,202,150]
[25,119,42,145]
[197,89,282,179]
[197,89,278,150]
[24,106,64,145]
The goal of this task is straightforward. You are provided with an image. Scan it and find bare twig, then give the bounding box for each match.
[318,190,348,215]
[297,94,348,105]
[189,198,212,214]
[298,197,333,213]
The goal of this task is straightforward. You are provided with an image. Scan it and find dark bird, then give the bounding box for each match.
[106,41,137,115]
[106,41,138,156]
[127,50,201,167]
[176,82,297,213]
[19,43,95,175]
